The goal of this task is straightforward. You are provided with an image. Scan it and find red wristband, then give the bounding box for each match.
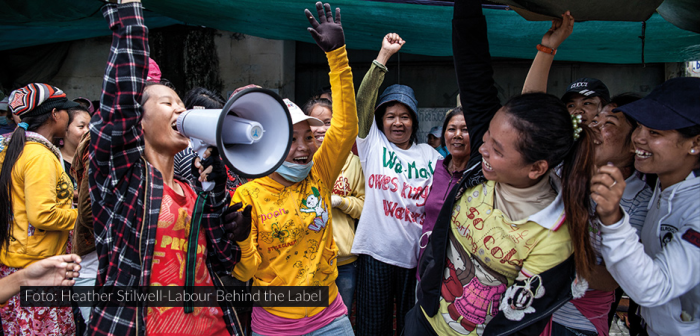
[537,44,557,55]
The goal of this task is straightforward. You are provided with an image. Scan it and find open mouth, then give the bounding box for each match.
[315,136,324,143]
[451,142,465,148]
[635,149,652,159]
[482,160,493,171]
[391,130,405,136]
[172,121,185,136]
[293,156,309,164]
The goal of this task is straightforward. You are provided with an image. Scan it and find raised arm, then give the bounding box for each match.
[306,2,359,187]
[90,0,148,188]
[522,12,574,94]
[452,0,501,164]
[356,33,404,138]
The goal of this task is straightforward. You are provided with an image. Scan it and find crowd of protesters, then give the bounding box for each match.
[0,0,698,335]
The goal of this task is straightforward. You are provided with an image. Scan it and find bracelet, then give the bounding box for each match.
[536,44,557,55]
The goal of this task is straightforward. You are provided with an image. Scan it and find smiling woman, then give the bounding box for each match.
[351,33,443,335]
[229,3,358,335]
[418,107,470,279]
[594,77,700,336]
[409,1,602,334]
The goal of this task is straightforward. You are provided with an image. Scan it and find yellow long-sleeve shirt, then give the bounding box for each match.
[231,46,358,319]
[0,140,77,268]
[332,153,364,266]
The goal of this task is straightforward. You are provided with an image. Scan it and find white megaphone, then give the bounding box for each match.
[176,87,292,179]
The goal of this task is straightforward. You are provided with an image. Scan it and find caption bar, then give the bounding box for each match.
[20,286,329,308]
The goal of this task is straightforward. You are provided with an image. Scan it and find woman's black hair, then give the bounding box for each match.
[503,92,597,279]
[677,124,700,139]
[66,106,89,125]
[440,106,464,148]
[140,79,179,106]
[374,101,419,146]
[310,86,332,101]
[183,87,225,110]
[0,112,54,252]
[302,98,333,116]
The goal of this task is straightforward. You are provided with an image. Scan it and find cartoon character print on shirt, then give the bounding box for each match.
[300,187,329,231]
[441,233,508,335]
[55,172,73,204]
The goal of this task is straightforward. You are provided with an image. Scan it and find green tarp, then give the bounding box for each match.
[1,0,699,63]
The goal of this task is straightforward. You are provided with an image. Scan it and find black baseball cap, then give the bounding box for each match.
[562,78,611,104]
[614,77,700,131]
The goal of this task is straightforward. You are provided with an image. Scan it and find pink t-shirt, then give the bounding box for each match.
[251,295,347,335]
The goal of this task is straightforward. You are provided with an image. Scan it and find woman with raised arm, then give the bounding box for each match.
[593,78,700,335]
[87,0,249,335]
[350,32,443,335]
[229,2,357,335]
[522,18,654,336]
[408,1,599,335]
[0,83,79,335]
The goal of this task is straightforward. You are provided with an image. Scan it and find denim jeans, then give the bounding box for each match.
[251,315,353,336]
[336,262,357,314]
[551,322,598,336]
[73,276,96,324]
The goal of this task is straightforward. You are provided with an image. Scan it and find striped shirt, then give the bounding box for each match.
[552,172,652,332]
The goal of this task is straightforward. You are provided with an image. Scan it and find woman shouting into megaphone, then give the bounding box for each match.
[228,2,358,335]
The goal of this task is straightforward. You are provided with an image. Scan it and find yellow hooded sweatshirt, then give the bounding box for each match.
[0,136,77,268]
[231,46,358,319]
[331,153,364,266]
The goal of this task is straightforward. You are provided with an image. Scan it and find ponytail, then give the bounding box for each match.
[503,92,597,279]
[0,113,52,252]
[0,127,27,252]
[560,126,596,279]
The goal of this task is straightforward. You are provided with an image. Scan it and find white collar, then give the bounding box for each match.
[526,171,566,231]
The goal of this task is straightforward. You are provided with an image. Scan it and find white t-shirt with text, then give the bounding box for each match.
[351,120,443,268]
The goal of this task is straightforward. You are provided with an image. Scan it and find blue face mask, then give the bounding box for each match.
[0,116,8,126]
[275,160,313,183]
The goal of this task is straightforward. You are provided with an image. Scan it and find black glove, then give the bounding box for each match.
[305,2,345,52]
[223,203,253,242]
[205,154,226,185]
[192,147,227,185]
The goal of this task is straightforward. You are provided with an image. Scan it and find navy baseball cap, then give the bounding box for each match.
[614,77,700,130]
[562,78,611,104]
[376,84,418,117]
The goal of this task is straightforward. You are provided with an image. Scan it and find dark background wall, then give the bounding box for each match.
[294,41,666,108]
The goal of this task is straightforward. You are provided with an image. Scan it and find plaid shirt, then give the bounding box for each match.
[88,3,242,335]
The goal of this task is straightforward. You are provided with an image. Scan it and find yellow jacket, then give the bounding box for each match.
[231,46,358,319]
[0,137,77,268]
[331,153,364,266]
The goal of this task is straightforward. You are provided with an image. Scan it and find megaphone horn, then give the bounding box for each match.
[176,88,293,179]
